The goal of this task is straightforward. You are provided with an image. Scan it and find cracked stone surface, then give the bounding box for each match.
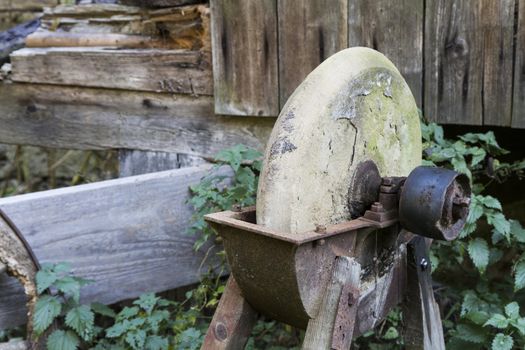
[256,47,422,235]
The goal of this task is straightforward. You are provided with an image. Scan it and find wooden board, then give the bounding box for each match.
[210,0,279,116]
[29,4,210,51]
[0,165,227,328]
[0,0,56,11]
[277,0,347,108]
[0,82,275,158]
[513,0,525,128]
[348,0,423,107]
[119,150,181,177]
[424,0,483,125]
[481,0,514,126]
[10,47,212,95]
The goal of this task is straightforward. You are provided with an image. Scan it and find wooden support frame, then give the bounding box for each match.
[0,165,231,328]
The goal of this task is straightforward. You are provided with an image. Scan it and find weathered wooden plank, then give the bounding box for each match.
[513,0,525,128]
[119,149,180,177]
[303,257,360,350]
[0,18,39,63]
[424,0,483,125]
[0,82,274,158]
[278,0,347,107]
[120,0,202,7]
[29,4,210,51]
[10,47,212,95]
[481,0,514,126]
[201,276,257,350]
[0,0,57,11]
[210,0,279,116]
[0,165,226,329]
[348,0,423,107]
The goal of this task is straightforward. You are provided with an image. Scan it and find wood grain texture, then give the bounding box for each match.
[120,0,201,7]
[210,0,279,116]
[348,0,423,107]
[0,0,56,11]
[10,47,212,95]
[0,165,227,329]
[201,276,257,350]
[277,0,347,108]
[425,0,483,125]
[513,0,525,128]
[119,150,180,177]
[0,82,275,157]
[303,257,360,350]
[481,0,515,126]
[402,237,445,350]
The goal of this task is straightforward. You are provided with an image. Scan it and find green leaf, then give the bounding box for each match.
[484,314,509,329]
[33,295,62,335]
[382,326,399,340]
[511,317,525,335]
[486,212,511,239]
[491,333,513,350]
[504,302,520,320]
[65,305,94,341]
[46,330,80,350]
[116,306,139,321]
[133,293,159,315]
[145,335,168,350]
[55,276,82,303]
[481,196,502,210]
[91,302,116,318]
[125,330,147,350]
[510,220,525,243]
[514,260,525,291]
[455,324,488,343]
[468,238,489,273]
[36,270,58,294]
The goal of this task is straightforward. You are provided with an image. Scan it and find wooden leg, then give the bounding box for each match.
[201,276,258,350]
[302,256,361,350]
[402,237,445,350]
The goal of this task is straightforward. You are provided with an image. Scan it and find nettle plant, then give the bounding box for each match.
[422,122,525,350]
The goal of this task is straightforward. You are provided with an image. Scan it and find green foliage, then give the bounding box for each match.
[423,121,525,349]
[188,144,262,251]
[33,262,96,349]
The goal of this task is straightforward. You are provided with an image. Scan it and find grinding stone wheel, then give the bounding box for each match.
[257,47,422,234]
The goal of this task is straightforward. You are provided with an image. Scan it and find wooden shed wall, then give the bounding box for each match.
[211,0,525,128]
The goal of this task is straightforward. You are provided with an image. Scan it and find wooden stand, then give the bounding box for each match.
[202,239,447,350]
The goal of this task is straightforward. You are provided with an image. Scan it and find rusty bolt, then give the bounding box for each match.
[382,177,394,186]
[214,322,228,341]
[315,224,327,234]
[420,258,429,271]
[231,204,242,212]
[370,202,385,213]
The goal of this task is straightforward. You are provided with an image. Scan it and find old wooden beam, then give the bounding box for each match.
[348,0,423,107]
[0,1,57,11]
[201,276,257,350]
[277,0,347,108]
[0,165,228,329]
[424,0,513,126]
[513,0,525,129]
[0,82,275,157]
[119,150,181,177]
[303,256,361,350]
[481,0,514,126]
[0,18,39,63]
[10,47,212,95]
[210,0,279,116]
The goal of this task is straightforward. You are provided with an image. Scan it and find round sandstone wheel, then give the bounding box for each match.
[257,47,422,233]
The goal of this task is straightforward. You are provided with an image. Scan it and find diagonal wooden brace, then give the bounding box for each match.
[302,256,361,350]
[201,276,258,350]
